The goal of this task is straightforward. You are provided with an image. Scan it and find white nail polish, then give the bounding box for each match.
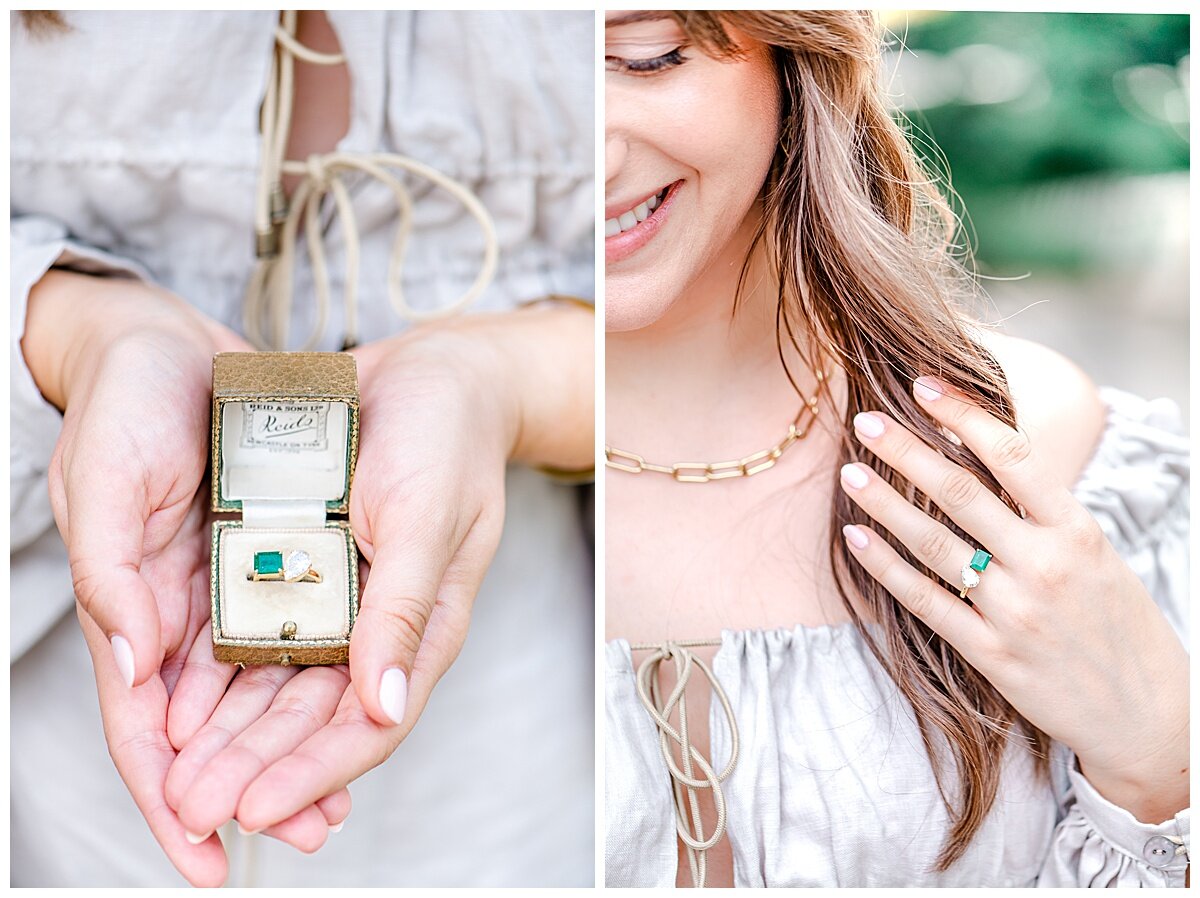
[840,463,870,490]
[852,412,885,439]
[379,667,408,726]
[111,634,135,688]
[329,821,345,833]
[185,830,212,845]
[842,524,870,550]
[914,377,943,402]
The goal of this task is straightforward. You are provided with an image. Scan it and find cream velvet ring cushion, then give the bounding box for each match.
[218,526,351,640]
[220,399,350,502]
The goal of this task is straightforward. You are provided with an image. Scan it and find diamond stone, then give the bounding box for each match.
[961,565,981,589]
[283,550,312,581]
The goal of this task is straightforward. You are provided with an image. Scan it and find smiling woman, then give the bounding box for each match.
[604,11,779,329]
[604,9,1189,889]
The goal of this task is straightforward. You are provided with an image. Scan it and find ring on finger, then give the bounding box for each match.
[959,549,992,599]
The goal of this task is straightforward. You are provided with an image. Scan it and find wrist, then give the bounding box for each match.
[1078,718,1190,824]
[499,299,595,470]
[355,304,594,470]
[22,270,96,410]
[23,271,220,410]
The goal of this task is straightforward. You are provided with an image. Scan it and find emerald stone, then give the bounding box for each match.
[254,551,283,575]
[969,550,992,572]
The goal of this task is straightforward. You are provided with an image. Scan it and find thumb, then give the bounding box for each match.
[349,524,457,729]
[63,462,163,688]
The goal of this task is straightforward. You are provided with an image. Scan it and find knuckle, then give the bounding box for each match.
[887,432,918,467]
[991,430,1033,469]
[937,469,982,512]
[1062,510,1104,552]
[69,560,105,617]
[975,628,1008,665]
[900,578,937,620]
[1029,556,1069,591]
[271,695,325,729]
[1002,600,1042,637]
[916,525,956,568]
[110,727,174,765]
[374,598,431,660]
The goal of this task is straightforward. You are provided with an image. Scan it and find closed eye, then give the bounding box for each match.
[606,47,687,75]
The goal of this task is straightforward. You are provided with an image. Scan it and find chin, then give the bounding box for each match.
[603,273,680,332]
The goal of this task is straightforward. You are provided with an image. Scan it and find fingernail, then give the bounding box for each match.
[185,829,212,845]
[852,412,885,439]
[840,463,870,490]
[111,634,135,688]
[842,524,870,550]
[236,821,260,836]
[914,376,944,402]
[379,668,408,726]
[329,821,345,833]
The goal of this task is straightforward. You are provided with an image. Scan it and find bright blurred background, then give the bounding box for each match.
[882,11,1189,420]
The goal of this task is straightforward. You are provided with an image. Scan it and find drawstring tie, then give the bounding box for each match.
[632,640,740,889]
[246,10,498,350]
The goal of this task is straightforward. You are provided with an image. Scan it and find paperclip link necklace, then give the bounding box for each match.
[605,368,828,483]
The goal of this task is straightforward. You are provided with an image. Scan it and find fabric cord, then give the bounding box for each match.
[246,11,499,351]
[630,639,740,888]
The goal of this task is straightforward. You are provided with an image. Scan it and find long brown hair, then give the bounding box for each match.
[674,10,1049,870]
[19,11,68,34]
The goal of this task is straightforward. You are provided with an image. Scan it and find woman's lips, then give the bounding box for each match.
[605,181,680,265]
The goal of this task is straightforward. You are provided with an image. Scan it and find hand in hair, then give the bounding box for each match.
[838,354,1188,826]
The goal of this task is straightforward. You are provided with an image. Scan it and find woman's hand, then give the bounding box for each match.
[839,375,1188,824]
[24,272,337,883]
[165,301,594,835]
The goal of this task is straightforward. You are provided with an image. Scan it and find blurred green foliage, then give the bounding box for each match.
[892,12,1189,271]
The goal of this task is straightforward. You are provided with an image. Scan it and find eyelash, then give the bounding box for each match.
[606,47,687,75]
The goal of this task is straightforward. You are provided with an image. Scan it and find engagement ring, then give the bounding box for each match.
[959,549,991,599]
[248,549,322,583]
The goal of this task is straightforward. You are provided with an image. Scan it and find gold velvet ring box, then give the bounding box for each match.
[210,352,360,666]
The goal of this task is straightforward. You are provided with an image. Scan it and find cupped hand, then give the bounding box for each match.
[167,315,519,835]
[26,273,340,883]
[838,374,1188,823]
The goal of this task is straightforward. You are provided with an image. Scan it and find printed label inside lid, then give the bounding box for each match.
[240,402,329,453]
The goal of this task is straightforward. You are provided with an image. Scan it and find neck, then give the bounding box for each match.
[607,209,820,459]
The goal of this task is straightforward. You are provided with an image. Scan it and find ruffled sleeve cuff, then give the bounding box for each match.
[1040,765,1189,887]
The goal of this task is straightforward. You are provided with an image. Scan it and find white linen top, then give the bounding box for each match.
[605,387,1190,887]
[11,11,593,887]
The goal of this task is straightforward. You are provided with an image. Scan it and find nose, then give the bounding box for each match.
[605,132,627,186]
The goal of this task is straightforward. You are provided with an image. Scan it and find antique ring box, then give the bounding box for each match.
[210,352,360,665]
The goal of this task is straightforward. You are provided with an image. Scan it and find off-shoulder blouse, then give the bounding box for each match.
[606,387,1189,887]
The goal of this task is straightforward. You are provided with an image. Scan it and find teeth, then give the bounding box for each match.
[605,188,668,237]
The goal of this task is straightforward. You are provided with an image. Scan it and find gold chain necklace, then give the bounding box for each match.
[605,369,827,483]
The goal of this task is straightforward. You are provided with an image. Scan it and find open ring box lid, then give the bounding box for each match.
[210,352,360,665]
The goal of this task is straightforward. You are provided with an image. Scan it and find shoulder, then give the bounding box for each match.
[976,330,1107,489]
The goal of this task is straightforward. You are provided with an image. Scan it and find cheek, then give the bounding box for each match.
[695,56,780,214]
[604,53,781,333]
